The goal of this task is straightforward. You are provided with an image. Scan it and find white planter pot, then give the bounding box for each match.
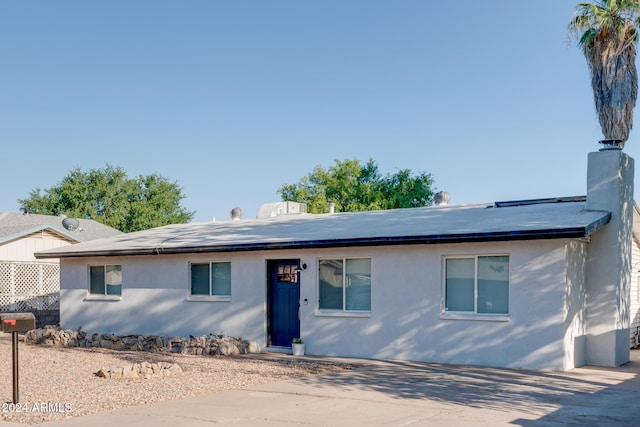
[292,343,305,356]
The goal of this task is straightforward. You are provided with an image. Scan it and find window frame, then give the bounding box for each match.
[187,261,232,302]
[85,264,122,301]
[316,257,371,317]
[441,254,510,322]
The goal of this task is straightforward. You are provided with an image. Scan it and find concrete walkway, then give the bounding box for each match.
[4,351,640,426]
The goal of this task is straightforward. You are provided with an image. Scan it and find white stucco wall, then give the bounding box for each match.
[585,150,634,367]
[299,241,576,371]
[59,237,578,371]
[563,240,587,369]
[60,252,268,343]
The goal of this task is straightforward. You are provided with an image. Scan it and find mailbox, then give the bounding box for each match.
[0,313,35,333]
[2,312,35,404]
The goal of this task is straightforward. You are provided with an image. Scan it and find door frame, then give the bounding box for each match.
[266,259,301,347]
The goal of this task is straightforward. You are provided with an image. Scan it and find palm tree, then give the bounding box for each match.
[569,0,640,148]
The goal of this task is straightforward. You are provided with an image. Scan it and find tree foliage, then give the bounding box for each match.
[278,158,434,213]
[569,0,640,146]
[18,165,195,232]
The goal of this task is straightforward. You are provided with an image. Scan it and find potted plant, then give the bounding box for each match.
[291,338,305,356]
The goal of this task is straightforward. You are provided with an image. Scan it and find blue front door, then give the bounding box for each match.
[268,260,301,347]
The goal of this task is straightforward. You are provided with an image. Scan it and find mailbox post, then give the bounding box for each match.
[1,313,35,404]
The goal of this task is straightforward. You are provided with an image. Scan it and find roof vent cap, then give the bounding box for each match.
[434,191,450,206]
[230,207,243,221]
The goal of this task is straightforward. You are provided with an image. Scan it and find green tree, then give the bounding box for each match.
[19,165,195,232]
[278,158,434,214]
[569,0,640,147]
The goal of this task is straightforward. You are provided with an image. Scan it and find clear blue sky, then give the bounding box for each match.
[1,1,635,223]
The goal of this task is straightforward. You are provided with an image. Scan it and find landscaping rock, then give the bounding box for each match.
[24,327,261,357]
[96,362,183,379]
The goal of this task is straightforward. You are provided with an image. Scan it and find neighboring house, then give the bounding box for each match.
[0,212,122,327]
[36,150,638,371]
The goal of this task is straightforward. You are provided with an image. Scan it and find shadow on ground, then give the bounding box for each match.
[288,350,640,425]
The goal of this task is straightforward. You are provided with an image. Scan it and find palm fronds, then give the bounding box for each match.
[569,0,640,146]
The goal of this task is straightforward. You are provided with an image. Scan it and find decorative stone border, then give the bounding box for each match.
[24,326,261,356]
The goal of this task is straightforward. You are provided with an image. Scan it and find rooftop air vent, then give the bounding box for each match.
[230,208,243,221]
[257,202,307,219]
[434,191,451,206]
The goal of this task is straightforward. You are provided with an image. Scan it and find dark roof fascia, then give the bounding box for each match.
[493,196,587,208]
[583,211,612,236]
[36,222,609,259]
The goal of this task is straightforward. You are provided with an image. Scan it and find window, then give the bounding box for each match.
[319,258,371,312]
[89,265,122,296]
[444,255,509,315]
[190,262,231,298]
[277,264,298,283]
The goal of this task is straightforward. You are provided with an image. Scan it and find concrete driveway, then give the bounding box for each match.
[4,350,640,426]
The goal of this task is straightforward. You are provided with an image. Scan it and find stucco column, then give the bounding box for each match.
[585,149,634,367]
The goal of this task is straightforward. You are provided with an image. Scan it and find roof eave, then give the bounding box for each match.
[34,224,606,259]
[0,224,81,246]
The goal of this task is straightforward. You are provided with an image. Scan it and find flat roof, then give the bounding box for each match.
[34,199,611,259]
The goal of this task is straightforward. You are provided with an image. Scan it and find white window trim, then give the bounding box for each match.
[314,309,372,318]
[187,261,232,302]
[440,254,510,321]
[186,295,232,303]
[440,312,510,322]
[316,257,372,316]
[86,264,122,301]
[84,294,122,302]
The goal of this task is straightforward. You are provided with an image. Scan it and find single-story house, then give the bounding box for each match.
[0,212,122,326]
[36,150,638,371]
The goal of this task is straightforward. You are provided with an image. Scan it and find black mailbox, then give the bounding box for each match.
[2,312,36,404]
[0,313,35,333]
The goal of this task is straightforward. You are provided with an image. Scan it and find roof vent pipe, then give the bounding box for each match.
[328,203,336,214]
[230,207,243,221]
[434,191,450,206]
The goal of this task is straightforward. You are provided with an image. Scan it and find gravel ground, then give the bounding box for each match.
[0,334,356,424]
